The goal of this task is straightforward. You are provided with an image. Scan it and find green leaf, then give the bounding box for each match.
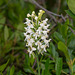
[0,17,5,24]
[24,54,30,66]
[55,58,63,75]
[4,26,9,41]
[8,9,18,23]
[63,68,69,74]
[68,0,75,14]
[0,60,9,72]
[15,71,23,75]
[50,42,56,58]
[30,55,34,66]
[68,36,75,50]
[68,24,75,30]
[53,32,65,43]
[45,58,50,75]
[24,66,34,74]
[6,66,10,75]
[58,41,70,61]
[10,65,15,75]
[41,63,45,70]
[0,25,3,29]
[42,69,44,75]
[65,10,75,20]
[73,65,75,73]
[60,20,68,39]
[23,54,35,74]
[15,23,24,40]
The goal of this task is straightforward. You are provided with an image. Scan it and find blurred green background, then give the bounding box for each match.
[1,0,75,75]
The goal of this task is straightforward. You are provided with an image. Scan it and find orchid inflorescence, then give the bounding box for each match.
[24,10,51,57]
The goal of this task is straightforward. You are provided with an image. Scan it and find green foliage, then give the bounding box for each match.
[44,58,50,75]
[49,42,56,58]
[65,10,75,20]
[68,0,75,14]
[0,0,75,75]
[0,60,9,74]
[53,32,65,43]
[58,41,70,61]
[0,60,9,72]
[55,58,63,75]
[66,0,75,19]
[4,26,9,41]
[10,65,15,75]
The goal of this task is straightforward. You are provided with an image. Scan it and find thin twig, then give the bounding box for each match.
[69,27,75,35]
[49,24,57,36]
[32,59,37,69]
[25,0,57,23]
[24,0,67,33]
[57,0,61,14]
[42,0,46,8]
[24,0,66,22]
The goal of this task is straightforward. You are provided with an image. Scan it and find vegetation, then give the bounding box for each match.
[0,0,75,75]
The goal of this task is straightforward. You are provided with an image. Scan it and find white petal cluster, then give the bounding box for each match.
[24,10,51,57]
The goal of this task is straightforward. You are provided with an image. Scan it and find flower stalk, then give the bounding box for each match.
[36,52,40,75]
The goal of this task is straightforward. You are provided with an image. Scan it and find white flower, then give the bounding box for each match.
[27,13,31,17]
[40,23,45,27]
[44,39,51,47]
[24,32,31,39]
[35,41,41,46]
[41,35,48,40]
[28,47,36,57]
[26,18,31,22]
[39,10,43,13]
[42,31,48,35]
[41,45,47,52]
[38,13,41,16]
[43,26,49,30]
[26,38,34,47]
[27,24,34,28]
[32,11,35,14]
[28,48,32,54]
[24,18,31,24]
[35,41,42,50]
[33,32,39,39]
[42,18,48,24]
[24,34,31,41]
[24,32,27,36]
[32,11,35,17]
[32,14,34,17]
[45,18,48,21]
[35,16,38,20]
[25,28,33,34]
[28,48,33,57]
[24,10,51,57]
[37,27,42,35]
[31,47,36,51]
[27,38,34,43]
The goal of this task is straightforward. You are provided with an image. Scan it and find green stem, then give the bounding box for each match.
[36,53,40,75]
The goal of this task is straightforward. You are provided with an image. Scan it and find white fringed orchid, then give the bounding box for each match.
[24,10,51,57]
